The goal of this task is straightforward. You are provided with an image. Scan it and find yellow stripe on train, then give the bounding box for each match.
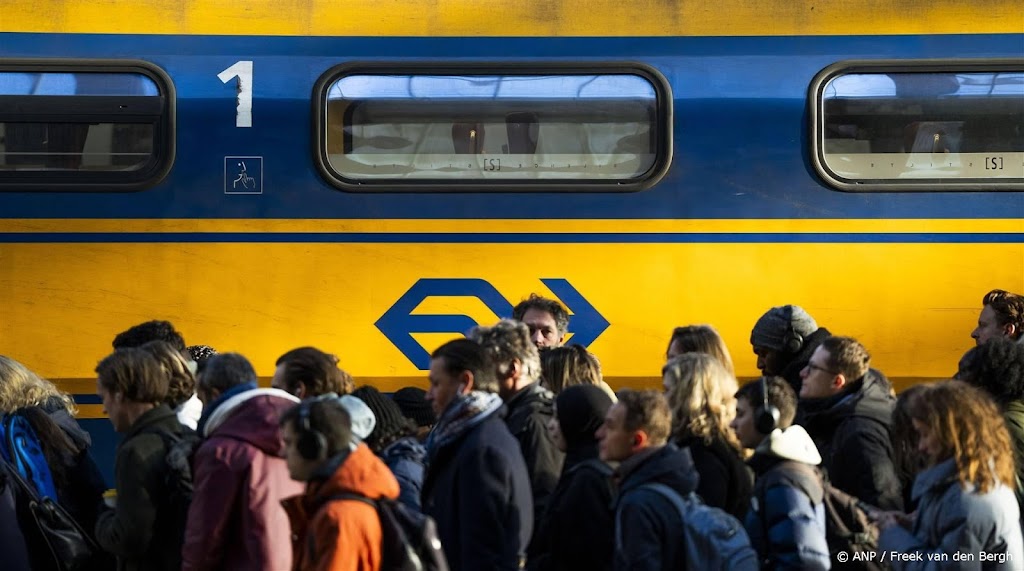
[4,0,1022,37]
[2,232,1021,393]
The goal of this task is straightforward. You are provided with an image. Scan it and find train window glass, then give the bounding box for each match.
[813,62,1024,190]
[0,63,173,191]
[316,67,671,191]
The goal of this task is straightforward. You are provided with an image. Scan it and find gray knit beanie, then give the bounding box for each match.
[750,305,818,352]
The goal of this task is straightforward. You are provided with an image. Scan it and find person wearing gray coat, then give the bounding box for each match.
[877,381,1023,570]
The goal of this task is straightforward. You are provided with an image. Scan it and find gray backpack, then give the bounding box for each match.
[615,482,759,571]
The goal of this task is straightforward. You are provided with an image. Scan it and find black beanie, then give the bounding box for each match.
[556,384,613,450]
[352,386,407,437]
[392,386,437,427]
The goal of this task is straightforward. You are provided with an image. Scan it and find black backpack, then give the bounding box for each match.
[1,413,100,571]
[760,461,886,571]
[334,493,448,571]
[153,428,201,547]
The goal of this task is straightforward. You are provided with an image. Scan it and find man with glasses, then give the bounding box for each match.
[798,336,904,511]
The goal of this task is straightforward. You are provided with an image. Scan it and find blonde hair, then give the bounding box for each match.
[663,352,740,451]
[908,380,1015,493]
[666,325,735,376]
[0,355,75,414]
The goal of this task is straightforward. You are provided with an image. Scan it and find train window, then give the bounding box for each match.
[811,61,1023,191]
[314,64,672,191]
[0,60,174,191]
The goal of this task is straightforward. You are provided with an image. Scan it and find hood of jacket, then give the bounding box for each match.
[382,435,426,466]
[749,425,822,473]
[802,368,895,431]
[506,381,554,418]
[617,443,699,497]
[307,443,401,507]
[43,397,92,453]
[203,388,300,455]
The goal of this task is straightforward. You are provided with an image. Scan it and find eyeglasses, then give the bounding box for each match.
[805,362,838,375]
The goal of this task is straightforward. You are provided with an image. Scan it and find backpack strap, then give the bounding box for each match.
[615,482,690,552]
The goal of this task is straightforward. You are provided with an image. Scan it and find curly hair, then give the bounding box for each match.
[140,340,196,408]
[0,355,75,415]
[983,289,1024,340]
[907,380,1015,493]
[666,325,735,376]
[663,352,742,452]
[512,294,570,338]
[540,344,602,394]
[957,338,1024,404]
[469,319,542,384]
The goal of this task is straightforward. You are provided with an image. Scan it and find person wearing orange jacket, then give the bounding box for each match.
[280,396,400,571]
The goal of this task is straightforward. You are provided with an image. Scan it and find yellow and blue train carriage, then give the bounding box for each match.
[1,0,1022,480]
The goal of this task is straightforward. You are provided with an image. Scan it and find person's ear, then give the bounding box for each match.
[631,430,649,450]
[458,371,474,394]
[832,373,847,390]
[295,382,307,399]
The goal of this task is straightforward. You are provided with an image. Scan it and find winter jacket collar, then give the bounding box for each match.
[426,391,504,457]
[505,381,552,413]
[196,381,257,435]
[304,444,401,510]
[616,443,699,497]
[801,368,895,429]
[911,458,961,503]
[748,425,822,474]
[124,404,180,439]
[202,387,299,437]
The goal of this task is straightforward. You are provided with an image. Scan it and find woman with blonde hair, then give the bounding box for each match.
[539,344,617,400]
[877,380,1023,568]
[662,352,752,517]
[0,355,108,569]
[665,324,735,376]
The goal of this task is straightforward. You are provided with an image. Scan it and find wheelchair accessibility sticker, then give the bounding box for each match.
[225,156,262,194]
[376,278,609,369]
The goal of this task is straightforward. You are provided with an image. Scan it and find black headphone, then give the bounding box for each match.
[756,376,781,434]
[296,398,329,461]
[780,305,804,354]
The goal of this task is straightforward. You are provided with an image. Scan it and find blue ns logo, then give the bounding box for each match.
[375,278,610,369]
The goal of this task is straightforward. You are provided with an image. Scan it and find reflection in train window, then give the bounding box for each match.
[812,62,1023,191]
[0,63,174,191]
[316,67,672,191]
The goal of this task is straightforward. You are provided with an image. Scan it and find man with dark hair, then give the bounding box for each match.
[749,304,831,394]
[94,348,190,571]
[973,288,1024,345]
[470,320,563,555]
[597,389,699,570]
[279,398,400,571]
[112,320,186,352]
[422,338,533,571]
[798,336,903,511]
[732,378,830,569]
[513,293,570,349]
[272,346,355,397]
[182,353,302,571]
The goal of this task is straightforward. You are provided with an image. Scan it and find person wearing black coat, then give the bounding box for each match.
[422,399,534,571]
[530,385,615,571]
[93,348,193,571]
[799,336,903,511]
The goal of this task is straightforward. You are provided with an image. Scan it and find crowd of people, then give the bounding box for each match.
[2,288,1024,570]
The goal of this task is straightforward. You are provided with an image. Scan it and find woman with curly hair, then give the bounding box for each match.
[0,355,109,569]
[662,352,752,517]
[877,380,1023,569]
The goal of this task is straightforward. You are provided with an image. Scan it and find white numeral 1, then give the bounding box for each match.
[218,61,253,128]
